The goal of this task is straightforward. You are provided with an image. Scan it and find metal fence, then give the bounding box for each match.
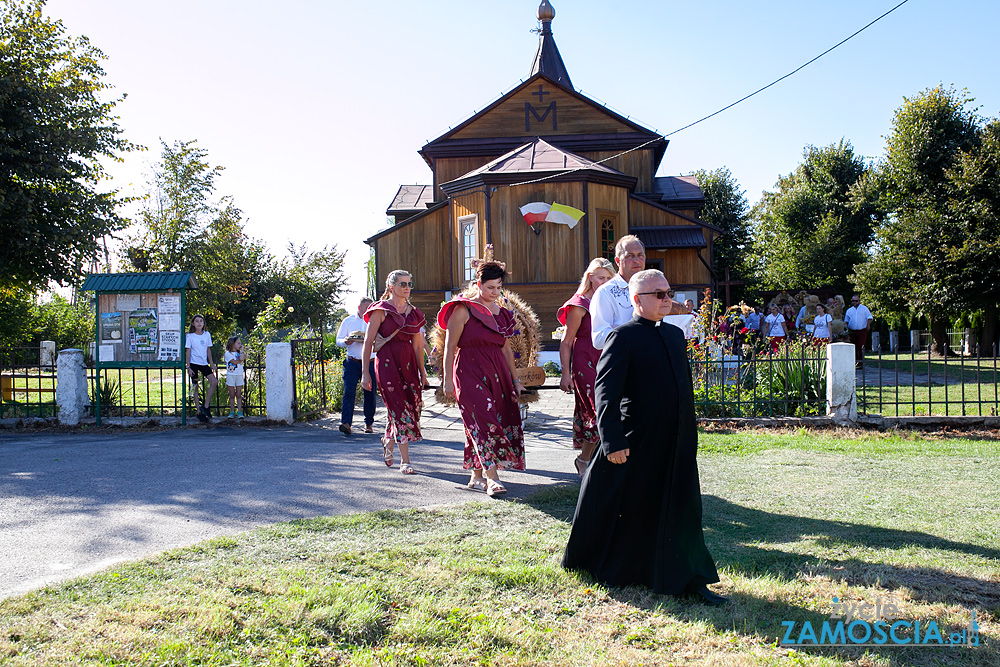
[93,345,265,420]
[1,347,58,419]
[291,337,326,419]
[689,341,828,418]
[858,343,1000,417]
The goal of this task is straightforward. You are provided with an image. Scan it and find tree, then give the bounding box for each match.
[691,167,751,302]
[124,140,272,333]
[751,141,880,296]
[0,0,138,289]
[853,86,982,354]
[268,243,348,328]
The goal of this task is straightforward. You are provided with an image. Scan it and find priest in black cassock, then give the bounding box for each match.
[562,269,725,604]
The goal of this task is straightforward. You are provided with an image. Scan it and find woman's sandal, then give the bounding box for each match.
[399,463,415,475]
[466,477,487,492]
[574,456,589,478]
[486,479,507,498]
[382,436,394,467]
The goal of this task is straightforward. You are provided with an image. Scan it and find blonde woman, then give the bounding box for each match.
[558,258,615,476]
[361,270,427,474]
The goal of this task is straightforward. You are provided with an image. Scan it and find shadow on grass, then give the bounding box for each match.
[521,486,1000,612]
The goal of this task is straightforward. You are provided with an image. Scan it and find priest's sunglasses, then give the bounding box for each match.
[637,289,675,300]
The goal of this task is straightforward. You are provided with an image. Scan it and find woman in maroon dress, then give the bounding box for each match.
[440,261,526,497]
[361,270,428,475]
[558,258,615,477]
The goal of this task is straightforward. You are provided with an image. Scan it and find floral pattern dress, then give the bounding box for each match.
[364,301,426,444]
[557,294,599,450]
[438,296,525,471]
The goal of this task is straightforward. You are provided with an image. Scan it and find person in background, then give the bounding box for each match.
[559,257,616,478]
[745,305,761,347]
[362,271,427,475]
[811,303,833,344]
[765,304,789,351]
[335,297,376,435]
[783,304,798,336]
[845,294,874,367]
[563,269,724,604]
[224,335,246,419]
[591,236,687,349]
[684,298,695,312]
[185,314,217,423]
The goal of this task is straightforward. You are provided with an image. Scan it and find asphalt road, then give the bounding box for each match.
[0,397,580,600]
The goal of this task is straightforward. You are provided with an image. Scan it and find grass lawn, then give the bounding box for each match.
[1,430,998,665]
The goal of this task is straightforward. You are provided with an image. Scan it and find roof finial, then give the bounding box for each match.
[537,0,555,22]
[530,0,573,90]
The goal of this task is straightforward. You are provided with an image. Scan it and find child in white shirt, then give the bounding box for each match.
[224,335,245,419]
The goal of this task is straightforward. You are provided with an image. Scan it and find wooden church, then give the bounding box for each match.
[367,1,720,346]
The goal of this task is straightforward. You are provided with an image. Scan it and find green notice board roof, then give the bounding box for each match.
[81,271,198,292]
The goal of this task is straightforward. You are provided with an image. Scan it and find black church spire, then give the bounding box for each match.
[529,1,573,90]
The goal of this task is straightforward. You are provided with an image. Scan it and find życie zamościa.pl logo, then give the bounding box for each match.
[781,596,980,648]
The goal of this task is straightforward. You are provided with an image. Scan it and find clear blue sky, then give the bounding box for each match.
[43,0,1000,297]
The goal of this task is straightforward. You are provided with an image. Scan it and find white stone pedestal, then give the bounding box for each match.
[266,343,293,423]
[826,342,857,425]
[56,348,89,425]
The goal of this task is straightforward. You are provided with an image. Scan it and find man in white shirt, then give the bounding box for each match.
[844,295,874,367]
[591,235,688,349]
[336,297,376,435]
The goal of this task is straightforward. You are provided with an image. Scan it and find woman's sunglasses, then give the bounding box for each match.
[396,281,414,288]
[637,290,674,301]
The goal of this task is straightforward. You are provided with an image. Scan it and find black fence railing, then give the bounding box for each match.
[689,341,828,418]
[93,345,265,420]
[1,346,58,419]
[291,337,326,419]
[858,343,1000,417]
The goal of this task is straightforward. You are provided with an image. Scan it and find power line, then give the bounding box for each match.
[506,0,912,189]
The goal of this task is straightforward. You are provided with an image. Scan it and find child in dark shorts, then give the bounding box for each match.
[185,314,218,422]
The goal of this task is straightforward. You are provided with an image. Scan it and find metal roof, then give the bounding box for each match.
[80,272,198,292]
[631,226,706,250]
[458,138,623,178]
[387,185,435,213]
[651,176,705,204]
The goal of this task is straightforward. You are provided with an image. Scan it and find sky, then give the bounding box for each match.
[41,0,1000,298]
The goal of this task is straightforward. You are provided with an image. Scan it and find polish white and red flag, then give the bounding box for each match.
[519,202,585,229]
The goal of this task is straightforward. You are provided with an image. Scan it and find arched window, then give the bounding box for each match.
[600,216,617,261]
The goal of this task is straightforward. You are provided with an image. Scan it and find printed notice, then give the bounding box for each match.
[100,312,123,343]
[98,344,116,362]
[116,294,140,311]
[158,330,181,361]
[159,313,182,331]
[158,295,180,314]
[128,308,158,354]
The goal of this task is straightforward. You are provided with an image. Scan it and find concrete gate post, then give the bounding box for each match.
[56,349,89,425]
[826,342,857,425]
[266,342,294,423]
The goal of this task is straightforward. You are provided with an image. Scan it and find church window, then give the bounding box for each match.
[600,213,618,261]
[460,214,479,281]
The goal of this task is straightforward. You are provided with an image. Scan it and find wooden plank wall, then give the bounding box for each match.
[434,156,493,200]
[375,206,452,292]
[645,249,712,288]
[587,183,630,261]
[504,282,580,345]
[491,183,587,285]
[450,83,637,139]
[578,149,654,192]
[630,197,703,228]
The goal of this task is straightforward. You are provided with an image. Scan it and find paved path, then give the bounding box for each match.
[0,388,580,600]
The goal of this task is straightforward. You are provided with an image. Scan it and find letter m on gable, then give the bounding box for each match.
[525,102,557,131]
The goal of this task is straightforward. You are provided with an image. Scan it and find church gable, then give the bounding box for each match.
[439,76,649,141]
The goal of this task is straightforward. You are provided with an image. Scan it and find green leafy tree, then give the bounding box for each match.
[267,243,348,329]
[853,86,982,354]
[692,167,751,303]
[1,0,138,289]
[751,141,880,296]
[124,140,273,333]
